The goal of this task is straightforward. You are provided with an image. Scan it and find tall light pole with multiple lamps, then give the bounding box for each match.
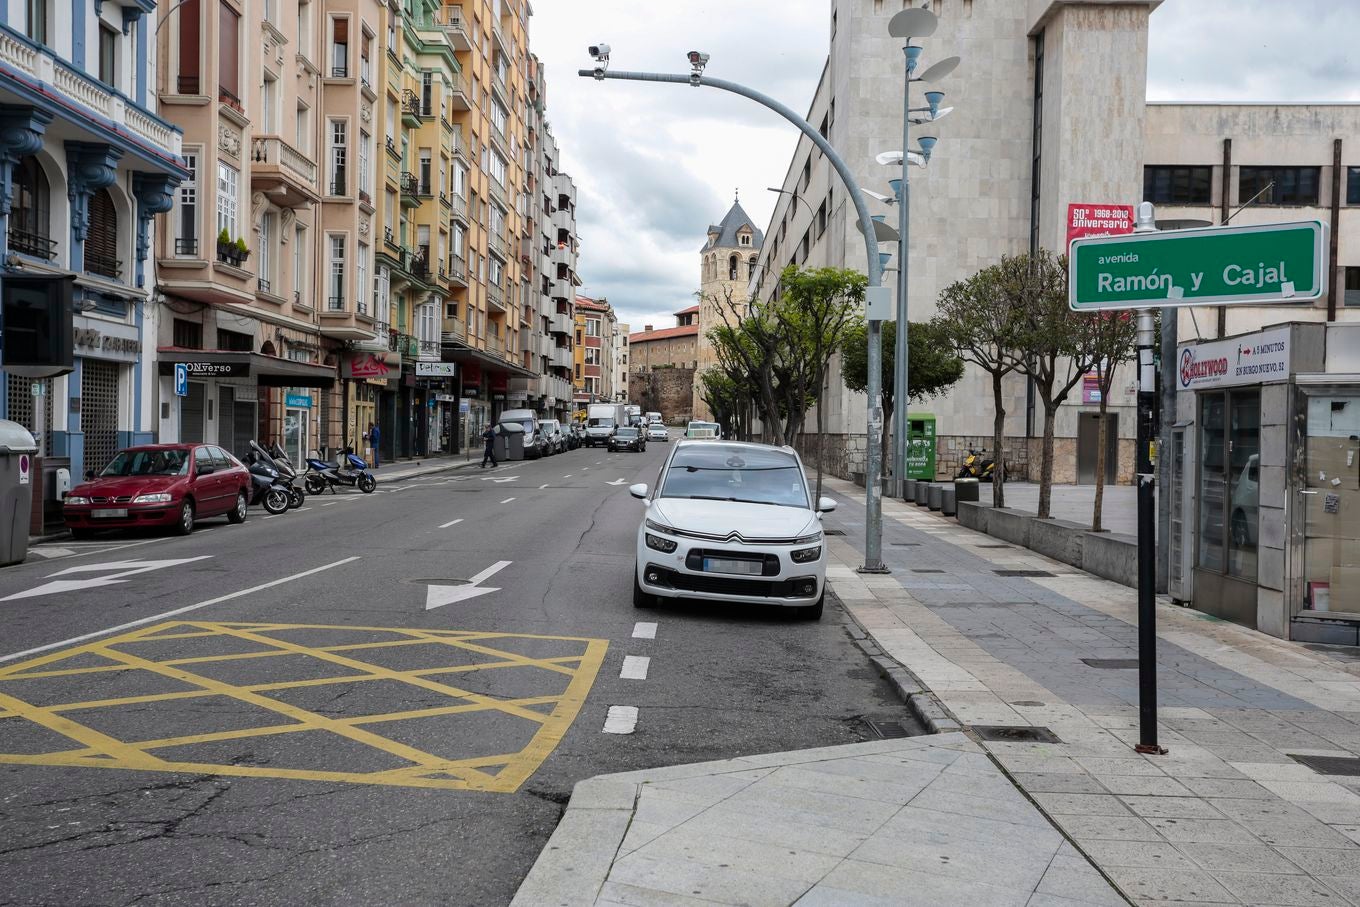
[579,45,896,572]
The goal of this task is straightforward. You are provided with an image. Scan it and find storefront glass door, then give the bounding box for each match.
[1299,391,1360,612]
[284,409,309,470]
[1196,389,1261,608]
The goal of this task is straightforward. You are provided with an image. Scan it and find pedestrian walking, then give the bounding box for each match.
[481,424,497,468]
[368,422,381,469]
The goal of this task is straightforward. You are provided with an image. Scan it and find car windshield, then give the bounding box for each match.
[100,449,190,477]
[502,418,534,434]
[660,445,808,508]
[616,428,639,438]
[588,417,614,428]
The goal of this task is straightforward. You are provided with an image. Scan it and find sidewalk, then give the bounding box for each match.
[371,453,477,482]
[513,477,1360,907]
[978,481,1154,538]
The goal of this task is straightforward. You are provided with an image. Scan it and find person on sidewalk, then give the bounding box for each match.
[481,424,497,468]
[368,423,381,469]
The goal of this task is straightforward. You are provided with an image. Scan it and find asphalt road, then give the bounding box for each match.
[0,440,917,907]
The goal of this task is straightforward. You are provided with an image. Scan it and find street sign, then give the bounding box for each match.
[174,363,188,397]
[1069,220,1327,311]
[1066,203,1134,245]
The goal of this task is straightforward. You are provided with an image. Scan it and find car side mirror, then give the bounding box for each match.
[817,496,837,513]
[84,469,95,480]
[197,464,215,476]
[629,483,648,500]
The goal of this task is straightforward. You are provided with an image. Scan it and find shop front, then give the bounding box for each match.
[415,362,458,454]
[341,352,393,465]
[1171,322,1360,643]
[441,347,537,454]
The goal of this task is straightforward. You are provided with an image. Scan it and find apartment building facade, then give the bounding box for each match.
[572,295,615,406]
[0,0,187,488]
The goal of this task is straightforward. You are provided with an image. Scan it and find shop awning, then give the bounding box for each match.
[441,343,537,380]
[156,349,338,388]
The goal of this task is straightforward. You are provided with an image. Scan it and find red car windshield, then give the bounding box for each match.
[100,450,190,477]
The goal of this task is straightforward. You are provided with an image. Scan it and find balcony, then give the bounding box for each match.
[550,279,572,301]
[550,344,573,371]
[397,332,419,360]
[9,227,56,261]
[449,128,467,163]
[438,5,472,51]
[551,245,574,269]
[319,299,377,340]
[450,192,469,224]
[401,90,422,126]
[250,136,321,208]
[488,229,507,260]
[486,283,506,313]
[449,254,468,287]
[447,72,471,111]
[548,309,573,336]
[173,237,200,258]
[86,250,122,280]
[485,333,505,358]
[218,85,244,115]
[487,177,507,207]
[442,316,467,344]
[399,172,422,208]
[418,338,440,361]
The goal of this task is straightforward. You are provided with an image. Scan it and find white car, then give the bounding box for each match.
[646,423,669,442]
[630,441,835,620]
[685,421,721,440]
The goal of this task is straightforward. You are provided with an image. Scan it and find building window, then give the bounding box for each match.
[748,254,757,280]
[357,243,369,314]
[585,318,599,337]
[1347,167,1360,205]
[261,72,277,135]
[297,0,312,60]
[360,32,372,87]
[375,264,389,315]
[293,224,307,304]
[1239,166,1320,206]
[86,189,120,279]
[1197,390,1260,581]
[490,150,507,187]
[728,254,739,280]
[359,131,372,198]
[421,71,434,116]
[258,210,276,294]
[216,161,239,238]
[176,0,201,92]
[173,319,202,349]
[26,0,48,45]
[491,98,508,136]
[740,232,751,246]
[1029,29,1043,254]
[9,156,52,260]
[295,103,310,154]
[1144,165,1212,205]
[217,1,240,108]
[1345,267,1360,308]
[97,23,117,86]
[418,149,432,195]
[328,235,346,310]
[219,329,253,352]
[585,347,599,365]
[330,16,349,78]
[329,119,347,195]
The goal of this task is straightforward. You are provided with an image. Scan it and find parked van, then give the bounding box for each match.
[644,411,663,425]
[586,403,627,447]
[499,408,546,459]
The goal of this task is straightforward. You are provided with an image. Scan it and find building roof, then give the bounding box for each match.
[675,304,700,316]
[630,324,698,343]
[702,199,765,251]
[575,296,612,315]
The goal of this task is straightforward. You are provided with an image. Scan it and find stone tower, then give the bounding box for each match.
[693,195,764,421]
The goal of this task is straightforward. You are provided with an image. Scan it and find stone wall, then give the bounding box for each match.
[630,333,697,371]
[629,367,695,425]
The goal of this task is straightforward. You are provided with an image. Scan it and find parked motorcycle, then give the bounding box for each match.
[957,447,997,482]
[253,441,305,509]
[246,454,292,514]
[303,446,378,495]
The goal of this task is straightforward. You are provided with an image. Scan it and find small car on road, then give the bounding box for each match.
[608,426,646,453]
[63,444,252,538]
[646,423,669,443]
[629,441,836,619]
[685,421,721,440]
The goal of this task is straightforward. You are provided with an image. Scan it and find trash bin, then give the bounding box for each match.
[927,483,944,512]
[942,486,957,517]
[0,420,37,566]
[903,479,917,502]
[497,423,525,461]
[955,477,980,504]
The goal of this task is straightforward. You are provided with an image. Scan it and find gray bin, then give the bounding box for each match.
[927,483,944,511]
[903,479,917,502]
[955,478,980,503]
[0,421,37,566]
[496,423,526,461]
[942,486,957,517]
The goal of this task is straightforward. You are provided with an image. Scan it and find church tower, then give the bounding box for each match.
[693,194,764,421]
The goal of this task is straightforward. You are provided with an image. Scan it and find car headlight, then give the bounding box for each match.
[791,545,822,563]
[645,518,676,535]
[645,533,678,553]
[793,531,824,545]
[65,496,90,506]
[132,493,174,504]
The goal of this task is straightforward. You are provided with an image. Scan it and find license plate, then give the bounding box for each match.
[91,508,128,518]
[703,557,763,576]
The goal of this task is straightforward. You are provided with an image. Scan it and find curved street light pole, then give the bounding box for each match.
[577,67,889,572]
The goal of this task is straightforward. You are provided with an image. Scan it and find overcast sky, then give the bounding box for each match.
[530,0,1359,335]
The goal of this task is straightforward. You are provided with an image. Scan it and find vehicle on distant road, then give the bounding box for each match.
[626,404,643,427]
[685,421,721,440]
[646,423,669,443]
[609,426,646,453]
[539,419,567,455]
[645,411,663,425]
[629,441,836,619]
[63,444,251,538]
[500,408,548,459]
[586,403,627,447]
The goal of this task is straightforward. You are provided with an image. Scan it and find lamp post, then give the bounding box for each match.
[883,7,959,499]
[580,48,895,572]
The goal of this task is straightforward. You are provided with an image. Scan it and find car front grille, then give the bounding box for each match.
[90,496,133,504]
[646,565,817,599]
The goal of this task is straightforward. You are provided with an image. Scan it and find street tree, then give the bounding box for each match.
[705,287,785,444]
[1002,250,1099,520]
[774,266,866,500]
[1082,310,1139,532]
[933,263,1026,508]
[842,319,965,473]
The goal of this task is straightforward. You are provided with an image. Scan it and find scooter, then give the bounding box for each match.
[246,455,292,514]
[252,441,305,509]
[957,447,997,482]
[303,446,378,495]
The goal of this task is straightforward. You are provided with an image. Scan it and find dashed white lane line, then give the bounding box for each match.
[603,706,639,735]
[562,474,572,478]
[620,655,650,680]
[439,518,464,529]
[500,497,516,504]
[539,483,549,489]
[632,622,657,639]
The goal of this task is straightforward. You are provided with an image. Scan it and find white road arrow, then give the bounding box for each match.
[606,478,628,486]
[480,475,519,482]
[424,560,512,611]
[1,557,214,602]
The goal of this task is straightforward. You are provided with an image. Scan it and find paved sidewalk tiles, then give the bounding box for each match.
[820,477,1360,906]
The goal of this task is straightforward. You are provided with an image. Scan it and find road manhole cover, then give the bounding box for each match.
[973,725,1062,744]
[1010,700,1046,707]
[891,542,921,547]
[994,569,1056,578]
[912,568,945,574]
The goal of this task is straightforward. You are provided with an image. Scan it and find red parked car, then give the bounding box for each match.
[63,444,251,539]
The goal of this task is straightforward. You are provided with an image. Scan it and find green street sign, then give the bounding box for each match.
[1069,220,1328,311]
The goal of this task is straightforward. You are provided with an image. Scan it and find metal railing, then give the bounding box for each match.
[177,75,201,95]
[401,89,422,119]
[400,172,419,195]
[9,227,56,260]
[174,237,199,257]
[328,295,345,311]
[85,250,122,279]
[250,135,317,186]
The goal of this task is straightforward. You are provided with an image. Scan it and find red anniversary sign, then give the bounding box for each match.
[1067,204,1135,246]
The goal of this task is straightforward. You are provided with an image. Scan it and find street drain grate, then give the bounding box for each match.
[912,568,945,574]
[973,725,1062,744]
[1289,754,1360,776]
[823,529,847,536]
[891,542,921,546]
[994,569,1057,578]
[863,717,914,739]
[1010,701,1046,707]
[1081,658,1139,669]
[977,544,1014,549]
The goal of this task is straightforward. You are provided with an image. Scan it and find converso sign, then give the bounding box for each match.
[1177,327,1291,391]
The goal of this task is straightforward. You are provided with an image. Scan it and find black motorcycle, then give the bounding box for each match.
[247,454,291,514]
[253,441,305,508]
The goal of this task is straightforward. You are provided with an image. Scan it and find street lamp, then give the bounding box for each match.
[579,46,895,572]
[880,6,959,499]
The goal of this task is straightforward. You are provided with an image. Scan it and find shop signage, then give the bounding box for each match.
[1176,327,1291,391]
[415,362,456,377]
[459,398,470,414]
[174,363,189,397]
[507,390,529,402]
[18,453,29,486]
[1070,221,1327,311]
[436,393,457,402]
[285,393,313,409]
[342,353,391,379]
[1066,203,1134,245]
[179,362,249,377]
[1082,373,1102,404]
[74,325,141,360]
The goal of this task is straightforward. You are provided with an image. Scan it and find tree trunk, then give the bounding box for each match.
[1038,404,1057,520]
[991,371,1008,509]
[1092,401,1108,532]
